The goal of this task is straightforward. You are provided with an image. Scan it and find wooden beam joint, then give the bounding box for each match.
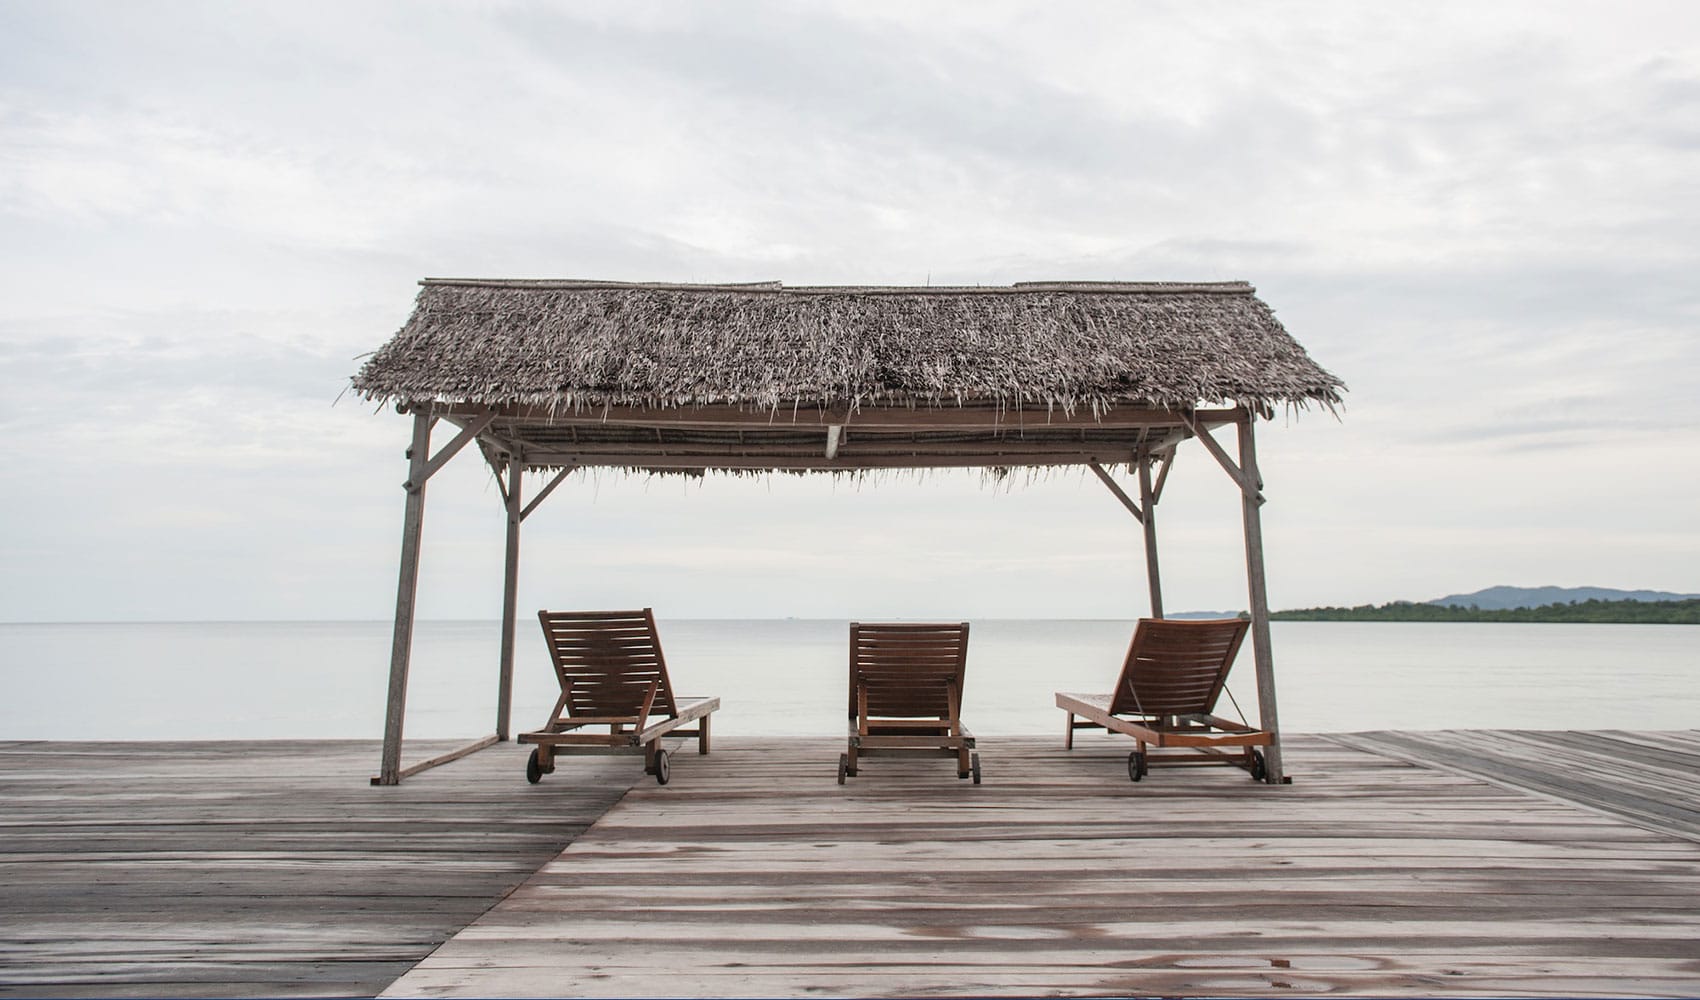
[1182,410,1265,505]
[1087,461,1144,523]
[404,411,497,492]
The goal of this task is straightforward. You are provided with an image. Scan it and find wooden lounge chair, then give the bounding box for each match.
[839,622,980,785]
[1055,617,1272,781]
[518,609,719,786]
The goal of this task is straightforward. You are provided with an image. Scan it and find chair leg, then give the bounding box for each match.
[1064,712,1075,750]
[698,712,711,755]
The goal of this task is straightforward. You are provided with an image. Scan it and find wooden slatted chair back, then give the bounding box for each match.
[849,622,971,719]
[537,609,678,719]
[1109,617,1250,717]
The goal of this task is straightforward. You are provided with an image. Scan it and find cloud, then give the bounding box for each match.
[1,0,1698,620]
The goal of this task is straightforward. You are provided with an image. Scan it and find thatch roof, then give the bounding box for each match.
[351,279,1344,416]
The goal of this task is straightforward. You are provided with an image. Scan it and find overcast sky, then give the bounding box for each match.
[2,1,1697,622]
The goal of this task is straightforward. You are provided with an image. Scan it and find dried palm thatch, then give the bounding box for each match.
[351,279,1344,416]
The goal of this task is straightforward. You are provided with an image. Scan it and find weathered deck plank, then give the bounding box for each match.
[6,734,1700,998]
[0,740,640,998]
[384,734,1700,998]
[1328,729,1700,842]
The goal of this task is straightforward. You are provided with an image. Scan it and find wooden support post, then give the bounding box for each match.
[1236,414,1285,783]
[376,413,433,786]
[1138,452,1164,619]
[496,457,522,742]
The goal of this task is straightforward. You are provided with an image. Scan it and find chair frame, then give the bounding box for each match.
[841,621,980,784]
[518,608,719,786]
[1055,617,1272,781]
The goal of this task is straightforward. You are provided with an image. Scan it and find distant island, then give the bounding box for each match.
[1273,595,1700,624]
[1426,585,1700,610]
[1168,587,1700,624]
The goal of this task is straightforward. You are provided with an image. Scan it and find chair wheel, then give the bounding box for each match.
[971,753,982,785]
[525,748,542,784]
[837,753,849,785]
[654,749,670,785]
[1249,749,1267,782]
[1128,750,1147,782]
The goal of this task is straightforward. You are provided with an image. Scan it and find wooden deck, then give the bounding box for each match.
[386,733,1700,998]
[0,739,640,998]
[4,733,1700,998]
[1327,729,1700,844]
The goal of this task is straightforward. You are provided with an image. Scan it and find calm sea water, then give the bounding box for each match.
[1,620,1695,741]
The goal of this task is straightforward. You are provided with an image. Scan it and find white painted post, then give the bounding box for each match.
[1237,413,1284,783]
[377,413,433,785]
[496,457,522,741]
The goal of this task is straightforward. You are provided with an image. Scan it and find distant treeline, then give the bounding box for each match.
[1271,598,1700,624]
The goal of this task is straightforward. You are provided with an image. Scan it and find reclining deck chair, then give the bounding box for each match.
[1055,617,1272,782]
[518,609,719,786]
[839,622,980,785]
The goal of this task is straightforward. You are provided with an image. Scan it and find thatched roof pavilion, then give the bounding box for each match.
[353,278,1343,785]
[353,279,1341,473]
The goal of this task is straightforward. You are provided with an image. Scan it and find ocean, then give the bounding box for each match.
[1,619,1695,742]
[0,615,1693,741]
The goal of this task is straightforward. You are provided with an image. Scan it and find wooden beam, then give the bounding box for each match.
[526,438,1149,459]
[518,451,1130,472]
[1183,410,1264,504]
[824,425,842,460]
[1141,427,1192,458]
[1238,416,1284,784]
[520,465,577,522]
[496,458,521,743]
[1139,452,1164,619]
[405,411,496,491]
[459,417,524,460]
[422,401,1245,431]
[1152,451,1174,503]
[378,413,433,786]
[477,440,510,506]
[1086,461,1143,524]
[373,734,502,785]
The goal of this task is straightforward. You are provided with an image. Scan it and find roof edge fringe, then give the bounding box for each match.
[418,278,1255,295]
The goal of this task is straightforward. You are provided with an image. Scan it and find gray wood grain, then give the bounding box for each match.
[0,739,637,998]
[1329,729,1700,842]
[381,733,1700,997]
[10,733,1700,998]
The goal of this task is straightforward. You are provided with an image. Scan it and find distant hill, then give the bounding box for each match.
[1271,597,1700,624]
[1429,585,1700,610]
